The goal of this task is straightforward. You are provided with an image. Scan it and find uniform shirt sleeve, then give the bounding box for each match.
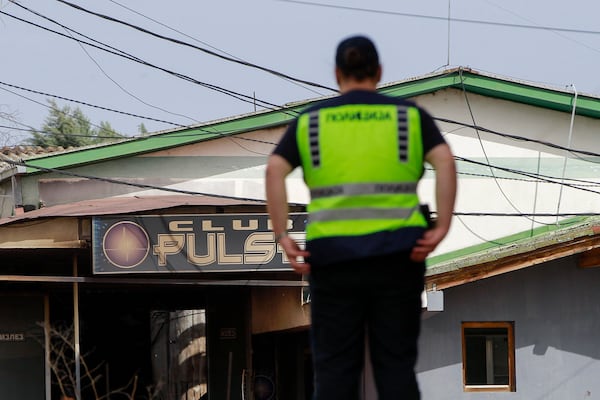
[272,119,301,168]
[419,108,446,154]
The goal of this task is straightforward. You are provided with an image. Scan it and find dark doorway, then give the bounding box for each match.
[252,330,312,400]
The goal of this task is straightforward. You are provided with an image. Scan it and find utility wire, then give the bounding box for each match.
[9,0,284,124]
[59,18,202,125]
[483,0,600,54]
[4,121,598,185]
[4,76,600,189]
[4,79,600,189]
[456,156,600,196]
[278,0,600,35]
[0,80,186,128]
[0,155,269,203]
[6,3,600,158]
[5,70,600,161]
[56,0,337,93]
[1,153,597,218]
[435,117,600,159]
[0,8,299,116]
[458,68,549,225]
[451,212,598,217]
[0,78,294,150]
[107,0,326,97]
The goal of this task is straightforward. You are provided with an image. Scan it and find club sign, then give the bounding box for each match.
[92,213,306,274]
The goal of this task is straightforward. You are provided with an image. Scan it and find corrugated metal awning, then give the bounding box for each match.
[0,194,266,226]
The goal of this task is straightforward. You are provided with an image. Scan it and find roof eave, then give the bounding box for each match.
[15,67,600,174]
[426,216,600,289]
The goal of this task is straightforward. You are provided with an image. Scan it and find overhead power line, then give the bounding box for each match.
[0,155,268,203]
[278,0,600,35]
[0,8,298,117]
[435,117,600,159]
[1,154,598,218]
[0,80,185,127]
[106,0,326,97]
[456,156,600,196]
[55,0,337,93]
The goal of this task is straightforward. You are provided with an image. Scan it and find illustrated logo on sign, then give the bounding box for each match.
[102,221,150,269]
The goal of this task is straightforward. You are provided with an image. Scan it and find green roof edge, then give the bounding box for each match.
[23,68,600,173]
[426,215,599,269]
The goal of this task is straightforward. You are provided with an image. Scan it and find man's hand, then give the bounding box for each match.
[413,143,457,262]
[410,226,448,262]
[279,236,311,275]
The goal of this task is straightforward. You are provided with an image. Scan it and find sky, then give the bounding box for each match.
[1,0,600,146]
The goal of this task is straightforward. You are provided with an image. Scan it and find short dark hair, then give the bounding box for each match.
[335,35,380,80]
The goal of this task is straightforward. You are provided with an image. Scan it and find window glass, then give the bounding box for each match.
[462,322,515,392]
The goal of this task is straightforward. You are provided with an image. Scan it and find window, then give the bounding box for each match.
[462,321,515,392]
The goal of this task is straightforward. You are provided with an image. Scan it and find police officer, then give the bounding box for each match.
[265,35,456,400]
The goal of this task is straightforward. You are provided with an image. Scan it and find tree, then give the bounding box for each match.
[27,100,124,148]
[138,123,149,135]
[0,105,23,146]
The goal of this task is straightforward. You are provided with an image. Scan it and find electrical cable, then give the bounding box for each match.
[0,155,270,204]
[4,77,600,191]
[277,0,600,36]
[0,124,125,140]
[435,117,600,160]
[6,70,600,162]
[0,79,290,153]
[5,4,600,159]
[456,156,600,196]
[0,8,300,117]
[109,0,323,96]
[0,80,186,128]
[483,0,600,54]
[10,0,241,125]
[455,215,506,245]
[107,0,325,97]
[3,100,600,190]
[60,18,202,126]
[2,152,595,220]
[451,212,598,217]
[56,0,337,93]
[458,68,555,226]
[4,122,597,186]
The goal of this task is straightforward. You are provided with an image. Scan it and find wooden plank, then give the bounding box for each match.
[578,247,600,268]
[0,217,82,248]
[427,235,600,290]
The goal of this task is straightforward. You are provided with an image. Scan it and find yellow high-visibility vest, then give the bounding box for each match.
[296,103,428,241]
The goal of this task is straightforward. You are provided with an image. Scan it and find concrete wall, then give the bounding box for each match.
[417,256,600,399]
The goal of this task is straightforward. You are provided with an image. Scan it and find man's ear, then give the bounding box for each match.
[375,65,382,83]
[335,67,343,86]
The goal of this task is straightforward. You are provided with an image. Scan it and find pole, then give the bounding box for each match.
[73,254,82,400]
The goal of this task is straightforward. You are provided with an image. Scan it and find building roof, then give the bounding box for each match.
[0,194,266,226]
[0,145,76,176]
[426,216,600,289]
[5,67,600,176]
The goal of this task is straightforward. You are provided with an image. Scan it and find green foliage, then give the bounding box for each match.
[137,123,149,135]
[27,99,125,148]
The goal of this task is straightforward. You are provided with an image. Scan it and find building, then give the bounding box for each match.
[1,67,599,399]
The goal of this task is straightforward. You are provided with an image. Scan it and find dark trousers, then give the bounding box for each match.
[308,252,425,400]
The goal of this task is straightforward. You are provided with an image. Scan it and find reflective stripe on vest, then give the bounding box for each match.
[308,111,320,168]
[310,182,418,199]
[309,206,419,222]
[397,106,409,162]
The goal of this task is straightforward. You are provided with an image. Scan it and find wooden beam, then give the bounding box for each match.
[427,235,600,290]
[578,247,600,268]
[0,218,83,248]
